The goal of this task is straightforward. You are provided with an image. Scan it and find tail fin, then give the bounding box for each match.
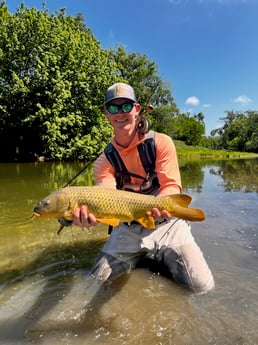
[160,194,205,222]
[173,205,206,222]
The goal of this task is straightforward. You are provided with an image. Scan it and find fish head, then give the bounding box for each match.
[33,190,70,219]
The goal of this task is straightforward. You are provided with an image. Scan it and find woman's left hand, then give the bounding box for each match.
[146,208,172,222]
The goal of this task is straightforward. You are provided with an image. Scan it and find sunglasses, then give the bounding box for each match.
[106,102,136,115]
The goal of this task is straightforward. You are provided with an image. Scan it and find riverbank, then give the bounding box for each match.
[174,140,258,160]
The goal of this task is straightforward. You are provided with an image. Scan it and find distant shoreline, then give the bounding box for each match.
[174,140,258,160]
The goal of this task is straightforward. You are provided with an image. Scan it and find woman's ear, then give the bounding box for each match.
[135,103,141,113]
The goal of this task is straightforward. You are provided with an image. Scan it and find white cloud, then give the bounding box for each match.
[234,95,252,105]
[185,96,200,106]
[203,103,212,108]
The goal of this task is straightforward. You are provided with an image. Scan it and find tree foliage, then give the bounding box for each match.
[211,110,258,152]
[112,46,176,107]
[0,3,115,161]
[171,112,205,145]
[0,4,209,161]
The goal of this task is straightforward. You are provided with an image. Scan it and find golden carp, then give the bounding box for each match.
[33,186,205,230]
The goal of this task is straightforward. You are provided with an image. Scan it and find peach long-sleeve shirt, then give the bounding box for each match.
[94,131,182,197]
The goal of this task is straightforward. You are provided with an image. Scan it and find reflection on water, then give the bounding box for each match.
[0,159,258,344]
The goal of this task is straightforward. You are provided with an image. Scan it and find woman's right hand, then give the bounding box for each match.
[73,205,98,227]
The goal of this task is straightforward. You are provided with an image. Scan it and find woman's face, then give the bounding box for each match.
[104,98,141,132]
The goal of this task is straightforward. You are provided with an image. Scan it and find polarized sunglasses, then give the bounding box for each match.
[106,102,136,115]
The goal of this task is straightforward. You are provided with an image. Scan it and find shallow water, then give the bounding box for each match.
[0,159,257,344]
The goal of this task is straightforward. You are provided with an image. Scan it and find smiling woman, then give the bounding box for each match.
[72,82,215,296]
[103,83,141,146]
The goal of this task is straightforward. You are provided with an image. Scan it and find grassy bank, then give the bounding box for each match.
[174,140,258,160]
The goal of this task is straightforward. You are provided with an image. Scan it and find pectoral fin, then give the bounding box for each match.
[137,216,156,229]
[96,217,120,227]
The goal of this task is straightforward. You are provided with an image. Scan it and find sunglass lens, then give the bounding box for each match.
[107,104,119,114]
[121,103,133,112]
[107,102,134,114]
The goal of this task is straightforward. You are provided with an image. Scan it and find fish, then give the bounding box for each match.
[33,186,205,232]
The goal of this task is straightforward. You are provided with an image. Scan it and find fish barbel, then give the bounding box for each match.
[33,186,205,230]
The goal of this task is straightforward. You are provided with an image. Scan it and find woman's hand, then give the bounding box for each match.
[146,208,172,222]
[72,205,98,227]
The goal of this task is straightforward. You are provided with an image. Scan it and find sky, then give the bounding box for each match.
[5,0,258,135]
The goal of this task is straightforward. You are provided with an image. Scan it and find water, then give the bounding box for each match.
[0,159,258,344]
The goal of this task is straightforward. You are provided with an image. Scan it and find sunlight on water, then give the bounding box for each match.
[0,160,258,344]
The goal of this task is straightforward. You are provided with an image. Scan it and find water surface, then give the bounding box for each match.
[0,159,257,344]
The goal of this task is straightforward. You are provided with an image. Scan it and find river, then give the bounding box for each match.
[0,159,257,345]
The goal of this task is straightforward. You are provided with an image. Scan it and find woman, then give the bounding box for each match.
[73,82,214,293]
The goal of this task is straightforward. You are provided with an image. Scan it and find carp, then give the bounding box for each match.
[33,186,205,231]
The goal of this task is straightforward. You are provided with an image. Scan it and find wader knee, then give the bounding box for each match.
[162,245,214,293]
[90,252,132,282]
[176,244,215,293]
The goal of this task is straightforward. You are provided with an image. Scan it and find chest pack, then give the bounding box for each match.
[104,131,159,194]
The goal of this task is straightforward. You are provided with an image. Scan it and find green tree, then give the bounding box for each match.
[200,135,223,150]
[211,110,258,152]
[245,111,258,152]
[171,112,205,145]
[0,3,115,161]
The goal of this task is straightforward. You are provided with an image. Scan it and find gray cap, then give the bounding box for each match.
[105,83,137,105]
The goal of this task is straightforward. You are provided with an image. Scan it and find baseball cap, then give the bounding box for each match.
[105,83,137,105]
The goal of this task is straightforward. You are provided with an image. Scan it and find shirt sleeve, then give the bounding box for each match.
[93,152,116,189]
[155,132,182,196]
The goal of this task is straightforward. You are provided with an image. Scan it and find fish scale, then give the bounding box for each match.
[65,186,153,220]
[65,186,166,219]
[33,186,206,230]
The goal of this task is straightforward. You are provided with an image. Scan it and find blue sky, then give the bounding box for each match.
[5,0,258,135]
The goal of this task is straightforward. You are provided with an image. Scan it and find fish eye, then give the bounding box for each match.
[43,200,50,207]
